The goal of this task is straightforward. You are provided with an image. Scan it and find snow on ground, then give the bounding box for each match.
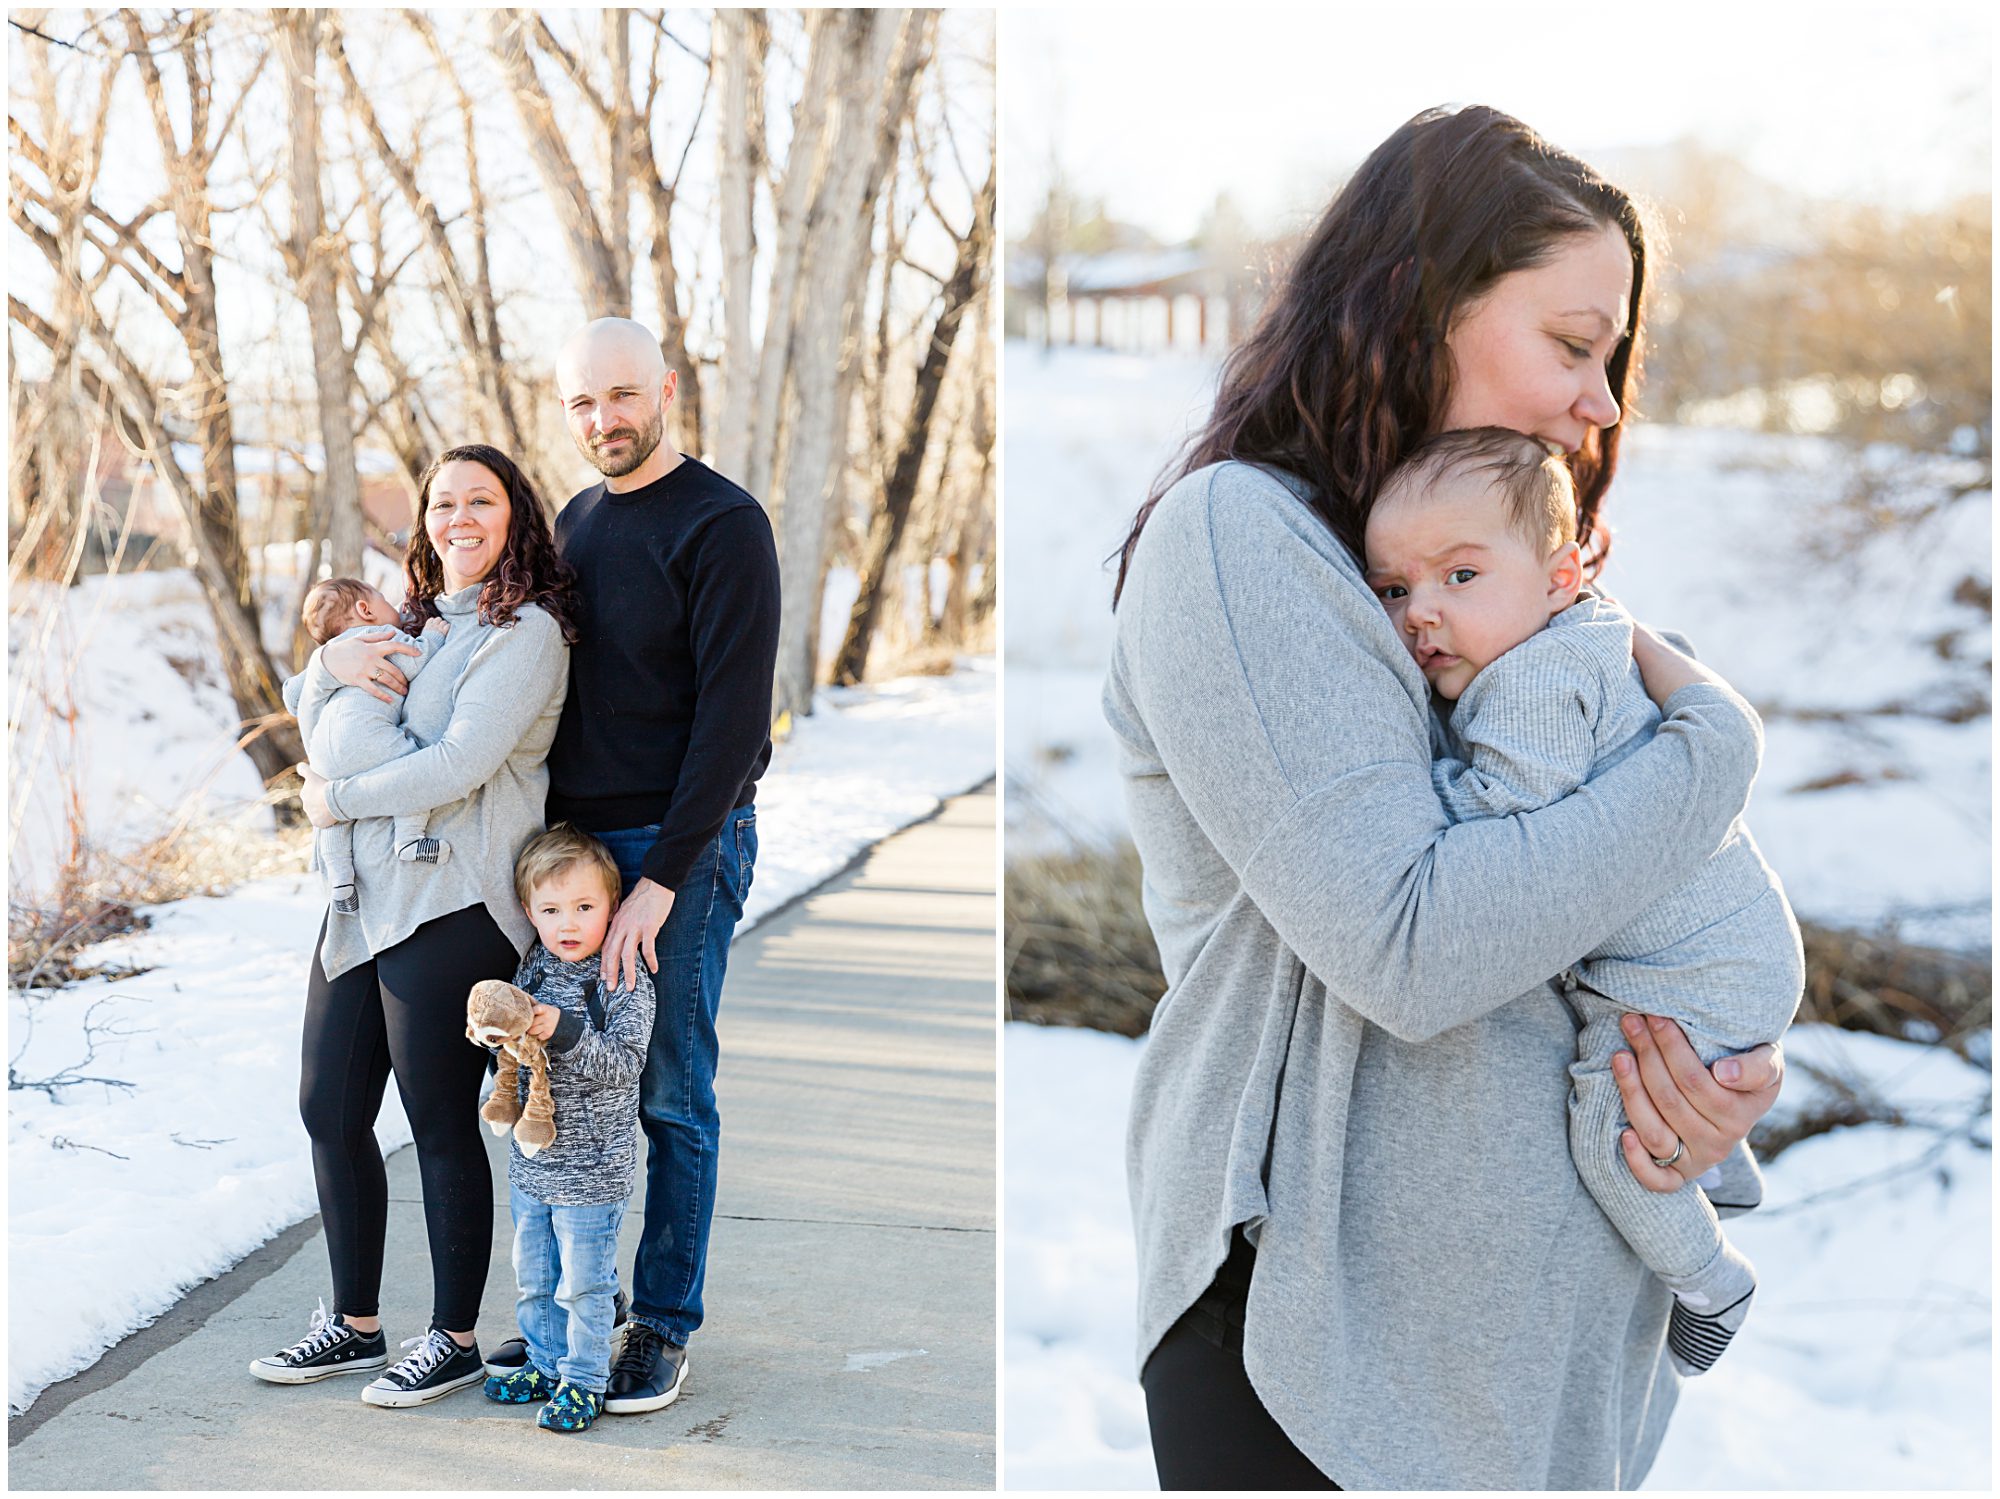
[1003,342,1992,949]
[1002,1021,1993,1491]
[6,565,993,1415]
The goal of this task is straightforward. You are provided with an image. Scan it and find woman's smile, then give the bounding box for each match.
[425,458,514,591]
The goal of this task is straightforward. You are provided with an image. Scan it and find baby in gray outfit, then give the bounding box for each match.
[297,578,453,914]
[1363,427,1805,1377]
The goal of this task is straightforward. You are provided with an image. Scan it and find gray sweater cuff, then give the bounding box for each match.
[545,1010,586,1055]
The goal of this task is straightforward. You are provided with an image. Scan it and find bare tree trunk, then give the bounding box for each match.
[116,11,304,790]
[742,8,846,513]
[768,9,926,722]
[275,7,364,577]
[713,8,765,479]
[832,156,993,684]
[938,292,995,644]
[487,8,630,317]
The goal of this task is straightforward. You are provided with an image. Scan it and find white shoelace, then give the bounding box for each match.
[386,1328,458,1384]
[282,1298,342,1362]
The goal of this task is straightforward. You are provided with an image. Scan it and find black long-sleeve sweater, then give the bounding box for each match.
[546,456,781,892]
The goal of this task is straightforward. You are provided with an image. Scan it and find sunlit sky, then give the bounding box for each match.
[1002,2,1992,242]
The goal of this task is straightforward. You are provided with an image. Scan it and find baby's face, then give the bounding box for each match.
[525,865,616,964]
[1363,477,1578,701]
[347,587,398,630]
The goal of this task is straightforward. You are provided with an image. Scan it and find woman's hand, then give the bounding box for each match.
[298,765,339,829]
[323,629,423,705]
[1630,622,1730,708]
[526,1004,560,1042]
[1614,1013,1783,1191]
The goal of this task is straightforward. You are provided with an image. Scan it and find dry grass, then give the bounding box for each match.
[1004,840,1162,1037]
[1006,838,1992,1053]
[9,792,313,990]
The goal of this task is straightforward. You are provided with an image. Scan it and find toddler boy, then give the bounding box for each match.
[1362,427,1805,1377]
[482,824,655,1433]
[297,577,451,913]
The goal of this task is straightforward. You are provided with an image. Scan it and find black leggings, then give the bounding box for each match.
[299,903,517,1329]
[1141,1230,1341,1491]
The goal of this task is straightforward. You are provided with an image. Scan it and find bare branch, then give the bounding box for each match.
[526,10,611,119]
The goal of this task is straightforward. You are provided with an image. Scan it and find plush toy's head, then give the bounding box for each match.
[466,979,535,1049]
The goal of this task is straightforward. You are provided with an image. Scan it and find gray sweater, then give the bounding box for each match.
[1102,462,1765,1490]
[506,942,656,1208]
[285,583,570,980]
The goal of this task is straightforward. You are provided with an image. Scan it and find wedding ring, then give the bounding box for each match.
[1650,1137,1686,1170]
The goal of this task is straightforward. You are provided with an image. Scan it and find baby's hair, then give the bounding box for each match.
[301,577,379,645]
[514,823,622,909]
[1378,427,1578,555]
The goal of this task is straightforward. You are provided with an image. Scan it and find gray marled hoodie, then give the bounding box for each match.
[505,941,655,1208]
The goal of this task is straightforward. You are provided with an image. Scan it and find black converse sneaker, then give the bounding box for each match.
[486,1288,628,1375]
[248,1299,387,1383]
[359,1326,485,1407]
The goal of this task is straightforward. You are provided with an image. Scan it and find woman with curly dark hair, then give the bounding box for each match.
[252,444,577,1407]
[1107,106,1786,1487]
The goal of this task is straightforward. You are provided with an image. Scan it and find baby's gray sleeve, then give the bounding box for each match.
[1433,637,1601,821]
[398,627,442,683]
[285,655,340,745]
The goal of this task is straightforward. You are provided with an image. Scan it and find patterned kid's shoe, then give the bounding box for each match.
[486,1289,628,1375]
[483,1364,555,1404]
[360,1326,485,1407]
[536,1381,606,1433]
[248,1298,386,1383]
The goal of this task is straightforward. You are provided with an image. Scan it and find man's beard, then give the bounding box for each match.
[580,402,665,478]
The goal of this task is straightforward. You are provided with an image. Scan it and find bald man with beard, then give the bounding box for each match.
[482,318,779,1414]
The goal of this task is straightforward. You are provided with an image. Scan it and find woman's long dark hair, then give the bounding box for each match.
[403,443,580,643]
[1112,104,1649,605]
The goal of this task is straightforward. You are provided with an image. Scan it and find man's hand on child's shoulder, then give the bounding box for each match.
[526,1003,560,1041]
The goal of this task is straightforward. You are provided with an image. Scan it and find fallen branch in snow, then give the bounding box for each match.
[169,1133,234,1149]
[1753,1105,1991,1219]
[9,1068,137,1100]
[48,1135,131,1160]
[6,994,150,1099]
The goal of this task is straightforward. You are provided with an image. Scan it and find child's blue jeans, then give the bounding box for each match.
[510,1184,625,1393]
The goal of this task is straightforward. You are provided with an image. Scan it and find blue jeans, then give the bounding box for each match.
[510,1184,625,1393]
[597,808,756,1346]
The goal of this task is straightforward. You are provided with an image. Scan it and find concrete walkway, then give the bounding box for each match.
[8,786,996,1490]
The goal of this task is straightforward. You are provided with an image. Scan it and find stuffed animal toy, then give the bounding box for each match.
[465,979,557,1158]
